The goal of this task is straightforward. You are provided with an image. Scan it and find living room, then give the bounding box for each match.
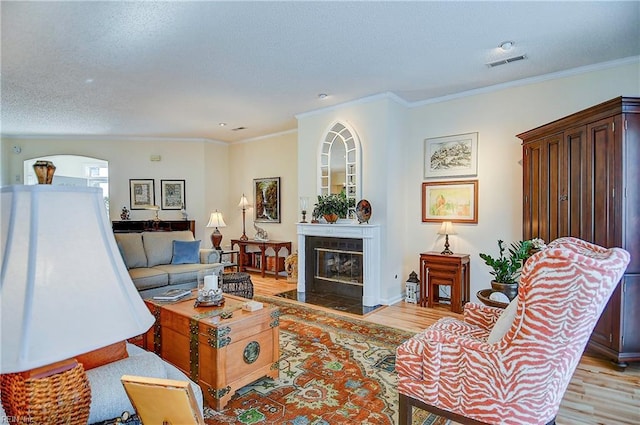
[2,1,640,424]
[3,61,639,304]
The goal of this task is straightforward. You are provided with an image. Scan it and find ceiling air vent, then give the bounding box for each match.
[231,126,246,131]
[486,54,527,68]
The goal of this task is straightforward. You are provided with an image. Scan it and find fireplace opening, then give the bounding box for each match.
[305,236,363,300]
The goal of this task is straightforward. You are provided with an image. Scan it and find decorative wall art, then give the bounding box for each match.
[254,177,281,223]
[422,180,478,223]
[129,179,155,210]
[160,179,186,210]
[424,132,478,179]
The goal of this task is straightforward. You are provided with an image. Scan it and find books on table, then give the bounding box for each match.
[153,288,192,301]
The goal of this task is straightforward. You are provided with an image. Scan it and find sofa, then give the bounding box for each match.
[114,230,223,298]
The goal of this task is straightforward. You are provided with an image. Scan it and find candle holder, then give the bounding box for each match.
[194,288,224,307]
[300,196,309,223]
[195,269,225,307]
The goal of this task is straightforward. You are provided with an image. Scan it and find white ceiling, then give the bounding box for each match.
[2,1,639,143]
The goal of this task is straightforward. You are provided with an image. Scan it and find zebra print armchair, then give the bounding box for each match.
[396,237,629,425]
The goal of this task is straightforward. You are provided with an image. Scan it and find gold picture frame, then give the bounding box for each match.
[422,180,478,223]
[254,177,281,223]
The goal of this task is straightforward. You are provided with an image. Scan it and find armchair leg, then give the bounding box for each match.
[399,392,557,425]
[398,393,412,425]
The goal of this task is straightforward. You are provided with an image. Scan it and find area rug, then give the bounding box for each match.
[204,296,448,425]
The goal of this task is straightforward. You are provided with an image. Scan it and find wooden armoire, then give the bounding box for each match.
[518,96,639,369]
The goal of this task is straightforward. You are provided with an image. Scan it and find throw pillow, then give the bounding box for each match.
[75,341,129,371]
[487,297,518,344]
[171,240,201,264]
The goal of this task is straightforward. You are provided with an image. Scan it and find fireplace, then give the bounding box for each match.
[305,236,363,299]
[297,223,381,307]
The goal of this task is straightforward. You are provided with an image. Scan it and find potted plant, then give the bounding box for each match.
[479,239,545,300]
[313,192,353,223]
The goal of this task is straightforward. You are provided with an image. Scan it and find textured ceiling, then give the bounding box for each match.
[2,1,639,143]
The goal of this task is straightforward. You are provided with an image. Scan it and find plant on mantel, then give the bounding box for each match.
[313,192,354,223]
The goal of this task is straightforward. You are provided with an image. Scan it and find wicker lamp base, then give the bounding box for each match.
[1,359,91,425]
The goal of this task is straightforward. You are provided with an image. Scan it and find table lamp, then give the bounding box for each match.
[238,194,252,241]
[0,185,155,424]
[145,204,160,221]
[438,221,456,255]
[206,210,227,250]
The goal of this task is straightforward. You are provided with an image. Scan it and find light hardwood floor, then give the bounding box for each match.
[250,274,640,425]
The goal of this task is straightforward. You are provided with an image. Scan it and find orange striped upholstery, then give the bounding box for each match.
[397,237,630,425]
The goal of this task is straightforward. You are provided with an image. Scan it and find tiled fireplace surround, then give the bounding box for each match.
[297,223,382,307]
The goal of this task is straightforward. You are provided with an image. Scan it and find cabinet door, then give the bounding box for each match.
[621,276,640,355]
[523,141,541,240]
[522,140,542,240]
[544,132,564,242]
[583,117,616,247]
[591,281,621,350]
[522,133,563,243]
[562,126,587,238]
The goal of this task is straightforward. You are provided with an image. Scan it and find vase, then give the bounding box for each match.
[323,213,339,224]
[490,280,518,301]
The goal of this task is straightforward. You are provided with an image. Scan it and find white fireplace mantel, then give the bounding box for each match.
[297,223,381,307]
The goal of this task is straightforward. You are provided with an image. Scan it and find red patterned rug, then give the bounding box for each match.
[204,296,447,425]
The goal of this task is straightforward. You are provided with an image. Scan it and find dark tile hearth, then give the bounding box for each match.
[275,289,382,316]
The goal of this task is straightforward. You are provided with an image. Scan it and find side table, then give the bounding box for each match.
[419,252,470,313]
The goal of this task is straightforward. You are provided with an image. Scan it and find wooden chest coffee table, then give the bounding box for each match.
[142,294,279,410]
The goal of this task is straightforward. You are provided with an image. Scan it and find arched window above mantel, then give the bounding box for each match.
[318,122,361,208]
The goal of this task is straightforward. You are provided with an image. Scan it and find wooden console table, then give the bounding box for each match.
[112,220,195,236]
[230,239,292,280]
[419,252,470,313]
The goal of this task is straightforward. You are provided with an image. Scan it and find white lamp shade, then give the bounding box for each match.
[238,194,252,209]
[1,185,154,373]
[206,210,227,228]
[438,221,456,235]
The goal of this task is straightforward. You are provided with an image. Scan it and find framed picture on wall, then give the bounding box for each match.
[254,177,281,223]
[424,132,478,179]
[422,180,478,223]
[129,179,155,210]
[160,179,186,210]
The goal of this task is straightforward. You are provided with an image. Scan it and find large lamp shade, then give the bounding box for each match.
[1,185,154,374]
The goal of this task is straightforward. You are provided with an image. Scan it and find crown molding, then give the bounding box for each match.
[295,92,410,120]
[1,134,228,145]
[410,56,640,108]
[232,128,297,145]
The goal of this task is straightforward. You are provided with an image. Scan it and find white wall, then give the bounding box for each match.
[0,136,229,243]
[227,131,298,252]
[404,61,639,302]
